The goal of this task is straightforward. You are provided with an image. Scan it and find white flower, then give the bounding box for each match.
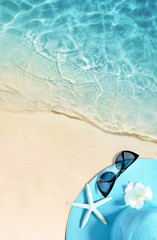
[124,182,153,209]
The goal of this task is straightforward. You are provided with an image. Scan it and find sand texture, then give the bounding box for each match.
[0,111,156,239]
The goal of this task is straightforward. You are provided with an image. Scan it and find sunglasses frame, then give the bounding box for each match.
[97,151,139,198]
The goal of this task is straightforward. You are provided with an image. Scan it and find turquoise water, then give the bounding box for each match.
[0,0,157,141]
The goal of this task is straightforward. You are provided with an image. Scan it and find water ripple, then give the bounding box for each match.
[0,0,157,141]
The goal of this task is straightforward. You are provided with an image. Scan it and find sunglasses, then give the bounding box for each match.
[97,151,139,198]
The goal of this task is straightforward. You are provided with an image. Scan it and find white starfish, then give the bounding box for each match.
[68,184,112,228]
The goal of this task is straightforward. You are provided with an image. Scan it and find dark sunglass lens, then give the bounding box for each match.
[100,172,116,181]
[123,152,134,168]
[123,151,139,169]
[97,172,116,197]
[115,153,123,171]
[115,151,139,171]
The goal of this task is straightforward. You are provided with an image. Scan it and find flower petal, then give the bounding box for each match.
[125,182,134,193]
[124,192,137,204]
[135,198,144,209]
[134,182,145,194]
[124,182,152,209]
[143,186,153,200]
[129,199,137,208]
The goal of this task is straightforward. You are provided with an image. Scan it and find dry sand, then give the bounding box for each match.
[0,110,156,239]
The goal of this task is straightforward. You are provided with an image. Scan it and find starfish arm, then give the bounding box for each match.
[86,184,93,205]
[68,202,89,209]
[93,208,107,225]
[94,197,112,208]
[81,209,92,228]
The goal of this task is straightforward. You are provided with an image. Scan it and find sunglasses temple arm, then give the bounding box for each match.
[117,170,123,178]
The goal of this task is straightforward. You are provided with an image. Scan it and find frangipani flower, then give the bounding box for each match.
[124,182,153,209]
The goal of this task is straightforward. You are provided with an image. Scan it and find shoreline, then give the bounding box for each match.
[1,106,157,144]
[0,69,156,144]
[0,110,156,239]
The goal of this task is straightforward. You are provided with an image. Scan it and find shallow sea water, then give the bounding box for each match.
[0,0,157,141]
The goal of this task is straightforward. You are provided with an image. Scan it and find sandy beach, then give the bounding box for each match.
[0,110,156,239]
[0,0,157,239]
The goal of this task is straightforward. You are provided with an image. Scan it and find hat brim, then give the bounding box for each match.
[66,159,157,240]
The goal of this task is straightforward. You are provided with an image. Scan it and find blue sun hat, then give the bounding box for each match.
[66,151,157,240]
[111,204,157,240]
